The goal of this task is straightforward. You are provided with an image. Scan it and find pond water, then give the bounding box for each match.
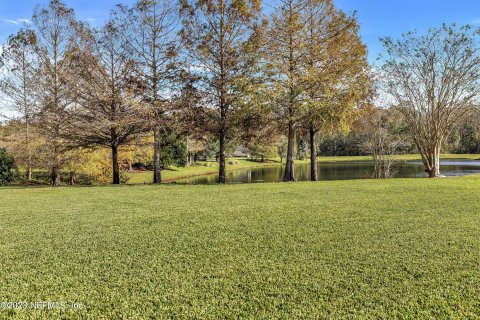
[175,159,480,184]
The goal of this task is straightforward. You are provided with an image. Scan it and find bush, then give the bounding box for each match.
[159,127,188,168]
[0,148,16,185]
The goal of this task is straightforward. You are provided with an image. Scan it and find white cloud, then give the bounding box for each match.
[1,18,31,26]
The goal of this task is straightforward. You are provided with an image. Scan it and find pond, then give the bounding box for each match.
[175,159,480,184]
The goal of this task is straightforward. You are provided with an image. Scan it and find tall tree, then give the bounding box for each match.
[304,0,371,181]
[264,0,369,182]
[120,0,181,184]
[264,0,310,182]
[180,0,262,183]
[302,0,370,181]
[69,21,147,184]
[381,25,480,177]
[0,29,40,180]
[32,0,78,185]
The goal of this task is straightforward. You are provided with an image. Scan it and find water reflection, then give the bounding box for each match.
[175,160,480,184]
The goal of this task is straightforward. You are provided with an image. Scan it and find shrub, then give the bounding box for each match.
[0,148,16,185]
[160,127,188,168]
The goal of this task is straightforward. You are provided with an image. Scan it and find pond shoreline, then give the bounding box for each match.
[173,158,480,184]
[126,155,480,185]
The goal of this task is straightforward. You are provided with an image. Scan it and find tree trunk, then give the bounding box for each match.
[309,126,318,181]
[26,165,32,181]
[423,143,441,178]
[112,145,120,185]
[284,121,296,182]
[219,128,226,184]
[25,120,32,181]
[374,154,383,179]
[69,171,76,186]
[50,165,60,186]
[434,145,441,177]
[153,127,161,184]
[186,136,190,166]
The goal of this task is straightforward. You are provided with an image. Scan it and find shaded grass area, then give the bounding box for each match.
[1,177,480,318]
[11,170,94,186]
[127,154,480,184]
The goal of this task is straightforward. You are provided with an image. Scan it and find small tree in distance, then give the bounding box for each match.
[359,106,404,179]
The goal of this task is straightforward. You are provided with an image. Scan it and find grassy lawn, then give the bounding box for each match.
[1,177,480,318]
[127,154,480,184]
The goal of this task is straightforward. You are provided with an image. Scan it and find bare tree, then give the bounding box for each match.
[32,0,78,185]
[0,29,40,180]
[360,107,403,179]
[68,21,147,184]
[120,0,181,184]
[381,24,480,177]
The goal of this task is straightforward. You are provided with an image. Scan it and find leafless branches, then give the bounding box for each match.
[381,24,480,177]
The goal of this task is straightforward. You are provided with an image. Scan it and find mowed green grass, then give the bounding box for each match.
[1,177,480,318]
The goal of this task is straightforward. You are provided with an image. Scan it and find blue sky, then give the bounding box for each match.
[335,0,480,62]
[1,0,480,63]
